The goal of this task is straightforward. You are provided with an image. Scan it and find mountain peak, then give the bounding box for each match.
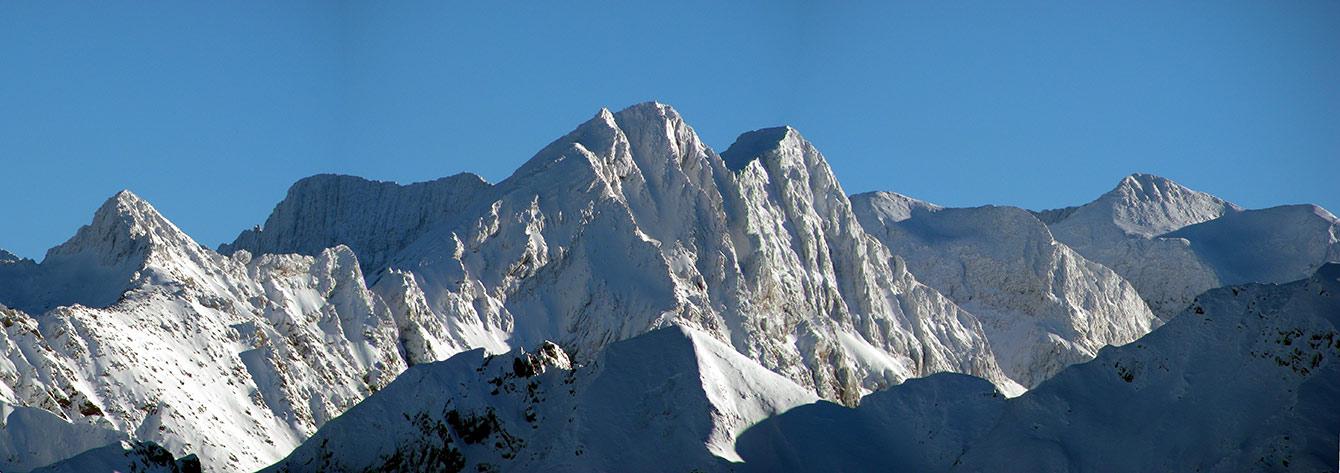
[507,105,634,185]
[0,190,207,314]
[267,325,817,472]
[1106,173,1214,205]
[0,249,28,264]
[610,101,692,136]
[1055,172,1243,235]
[617,100,674,116]
[111,188,139,204]
[45,189,197,264]
[594,107,617,126]
[97,189,154,221]
[720,126,799,170]
[1113,173,1183,197]
[1122,172,1168,183]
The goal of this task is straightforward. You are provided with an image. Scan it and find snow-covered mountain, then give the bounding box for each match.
[851,192,1160,388]
[264,324,817,473]
[0,191,406,472]
[732,263,1340,472]
[1040,173,1242,238]
[1038,173,1339,321]
[224,103,1020,403]
[3,102,1336,472]
[1038,173,1241,319]
[1,102,1023,471]
[263,263,1340,473]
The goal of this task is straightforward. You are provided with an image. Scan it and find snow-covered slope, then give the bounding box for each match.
[953,263,1340,472]
[227,102,1020,403]
[1163,204,1340,286]
[264,324,817,472]
[0,191,407,472]
[852,192,1159,388]
[730,263,1340,472]
[3,398,197,473]
[0,401,125,472]
[735,372,1007,472]
[0,302,94,432]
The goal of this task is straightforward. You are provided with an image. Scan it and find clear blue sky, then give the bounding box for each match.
[2,1,1337,259]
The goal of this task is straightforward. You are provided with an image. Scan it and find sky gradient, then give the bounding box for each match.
[2,1,1337,259]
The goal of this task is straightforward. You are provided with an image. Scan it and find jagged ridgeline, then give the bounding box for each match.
[1,102,1336,472]
[221,102,1022,405]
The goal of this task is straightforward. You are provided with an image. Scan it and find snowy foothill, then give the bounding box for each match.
[264,325,818,472]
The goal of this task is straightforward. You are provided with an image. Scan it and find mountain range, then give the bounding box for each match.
[1,102,1336,472]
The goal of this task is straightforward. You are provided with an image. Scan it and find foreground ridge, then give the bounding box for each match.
[737,264,1340,472]
[264,325,817,472]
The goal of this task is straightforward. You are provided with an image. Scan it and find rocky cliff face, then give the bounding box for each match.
[221,173,492,275]
[852,192,1159,388]
[225,103,1021,404]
